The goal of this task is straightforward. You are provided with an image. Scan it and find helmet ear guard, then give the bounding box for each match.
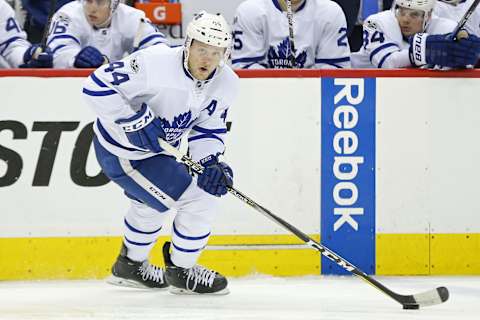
[183,11,233,75]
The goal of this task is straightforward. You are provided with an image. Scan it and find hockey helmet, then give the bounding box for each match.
[81,0,120,25]
[394,0,436,30]
[183,11,232,72]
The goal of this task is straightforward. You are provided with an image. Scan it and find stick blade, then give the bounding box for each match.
[401,286,449,309]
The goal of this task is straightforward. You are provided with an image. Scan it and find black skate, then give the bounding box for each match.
[106,243,168,289]
[162,241,229,295]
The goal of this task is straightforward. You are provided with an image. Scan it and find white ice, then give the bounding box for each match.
[0,276,478,320]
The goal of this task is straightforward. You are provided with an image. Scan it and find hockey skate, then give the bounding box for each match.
[106,243,168,289]
[162,241,229,295]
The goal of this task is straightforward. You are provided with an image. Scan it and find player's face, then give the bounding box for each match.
[395,7,425,36]
[188,40,226,80]
[83,0,111,27]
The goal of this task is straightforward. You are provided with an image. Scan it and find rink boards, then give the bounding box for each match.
[0,69,479,280]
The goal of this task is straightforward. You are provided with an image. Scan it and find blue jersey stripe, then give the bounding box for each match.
[90,73,109,88]
[82,88,117,96]
[173,223,210,240]
[51,44,66,54]
[232,55,265,64]
[369,43,399,63]
[0,36,23,55]
[96,120,146,152]
[315,57,350,64]
[138,34,166,48]
[188,134,224,144]
[47,34,80,46]
[192,126,227,134]
[124,218,162,235]
[378,51,396,68]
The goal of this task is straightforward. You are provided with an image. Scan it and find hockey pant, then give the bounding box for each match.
[94,137,219,268]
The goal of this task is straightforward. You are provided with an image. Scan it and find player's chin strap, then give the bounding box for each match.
[157,138,449,309]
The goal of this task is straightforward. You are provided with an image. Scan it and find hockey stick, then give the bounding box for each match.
[452,0,480,40]
[40,0,57,47]
[285,0,297,68]
[158,139,449,309]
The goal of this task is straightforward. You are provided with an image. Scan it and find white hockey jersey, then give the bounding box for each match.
[48,1,167,68]
[434,0,480,37]
[231,0,351,69]
[351,10,456,68]
[0,0,30,68]
[82,45,239,162]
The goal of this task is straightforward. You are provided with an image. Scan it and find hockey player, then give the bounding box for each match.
[48,0,167,68]
[434,0,480,37]
[351,0,480,68]
[231,0,351,69]
[82,11,237,294]
[0,0,52,68]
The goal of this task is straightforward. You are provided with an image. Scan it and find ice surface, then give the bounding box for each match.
[0,276,478,320]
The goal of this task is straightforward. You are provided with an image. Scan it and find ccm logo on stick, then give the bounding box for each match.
[332,79,365,231]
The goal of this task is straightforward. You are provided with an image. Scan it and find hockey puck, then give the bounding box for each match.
[403,304,420,310]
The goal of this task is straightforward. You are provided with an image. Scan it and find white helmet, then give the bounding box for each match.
[81,0,120,26]
[184,11,232,74]
[394,0,436,30]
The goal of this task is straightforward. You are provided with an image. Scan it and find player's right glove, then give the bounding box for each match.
[409,32,480,68]
[115,103,165,153]
[74,46,109,68]
[197,154,233,197]
[20,44,53,68]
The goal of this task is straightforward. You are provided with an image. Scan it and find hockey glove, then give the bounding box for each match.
[115,103,165,153]
[197,154,233,197]
[409,32,480,68]
[74,46,109,68]
[20,44,53,68]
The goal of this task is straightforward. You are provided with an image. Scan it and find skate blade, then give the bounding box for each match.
[106,275,169,290]
[169,287,230,295]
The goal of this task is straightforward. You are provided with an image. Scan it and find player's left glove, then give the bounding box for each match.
[197,154,233,197]
[74,46,109,68]
[20,44,53,68]
[115,103,165,153]
[409,32,480,68]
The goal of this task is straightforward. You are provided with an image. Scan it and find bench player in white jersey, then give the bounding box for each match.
[231,0,351,69]
[435,0,480,37]
[48,0,167,68]
[0,0,52,68]
[82,11,238,294]
[351,0,480,68]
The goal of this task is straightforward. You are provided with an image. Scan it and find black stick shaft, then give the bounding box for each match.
[286,0,297,68]
[452,0,480,40]
[40,0,57,47]
[157,140,406,306]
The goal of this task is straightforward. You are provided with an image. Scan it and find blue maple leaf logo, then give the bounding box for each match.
[267,37,307,68]
[296,50,307,67]
[160,111,193,142]
[278,38,292,58]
